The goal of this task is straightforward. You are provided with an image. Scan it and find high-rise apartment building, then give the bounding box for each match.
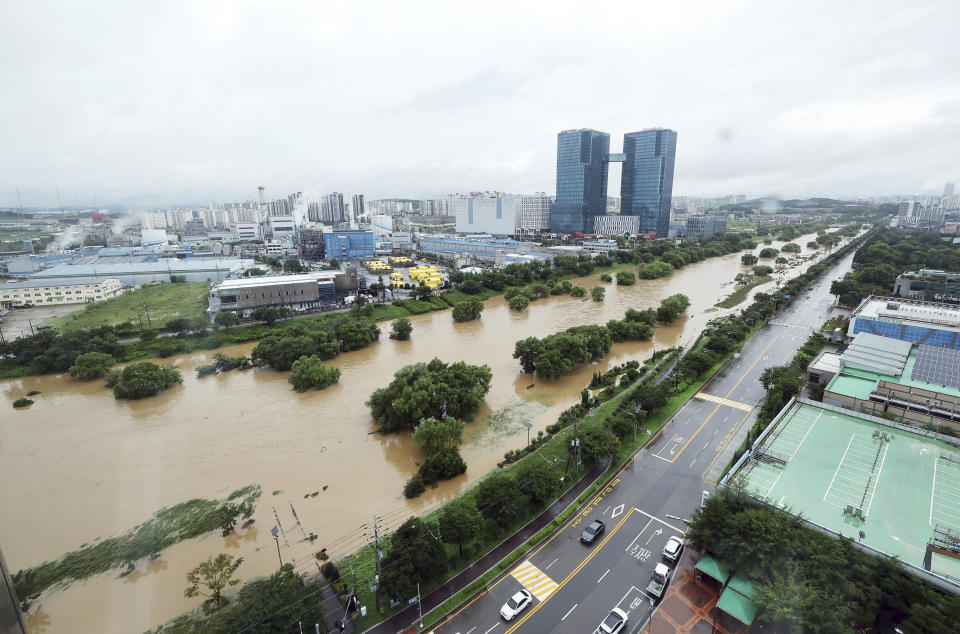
[620,128,677,237]
[322,193,347,224]
[945,183,956,198]
[454,192,523,236]
[552,129,610,233]
[351,194,366,220]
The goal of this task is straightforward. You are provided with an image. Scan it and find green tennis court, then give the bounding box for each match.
[731,400,960,584]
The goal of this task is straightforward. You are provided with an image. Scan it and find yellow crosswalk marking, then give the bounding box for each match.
[509,560,558,601]
[696,392,753,412]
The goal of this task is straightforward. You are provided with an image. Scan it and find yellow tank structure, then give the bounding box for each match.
[364,260,392,272]
[388,256,414,267]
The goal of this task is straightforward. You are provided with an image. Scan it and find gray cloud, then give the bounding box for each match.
[2,0,959,209]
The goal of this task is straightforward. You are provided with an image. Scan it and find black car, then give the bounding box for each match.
[580,519,605,544]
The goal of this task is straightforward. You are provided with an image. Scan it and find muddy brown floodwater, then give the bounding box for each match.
[0,237,842,633]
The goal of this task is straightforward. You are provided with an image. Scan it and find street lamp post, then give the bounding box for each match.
[523,421,532,448]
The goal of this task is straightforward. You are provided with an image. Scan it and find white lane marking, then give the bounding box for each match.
[689,458,697,469]
[823,435,855,503]
[625,519,654,552]
[891,535,924,552]
[603,505,611,516]
[484,625,499,634]
[561,604,578,621]
[545,557,558,571]
[631,508,686,533]
[466,628,476,634]
[598,569,610,583]
[931,458,939,527]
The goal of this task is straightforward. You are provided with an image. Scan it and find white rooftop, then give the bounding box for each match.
[216,272,338,291]
[841,331,912,377]
[852,297,960,329]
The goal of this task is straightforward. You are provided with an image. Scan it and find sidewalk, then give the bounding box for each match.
[362,460,608,634]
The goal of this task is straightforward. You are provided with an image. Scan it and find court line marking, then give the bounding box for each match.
[824,435,855,503]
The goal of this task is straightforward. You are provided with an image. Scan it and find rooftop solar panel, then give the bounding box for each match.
[911,344,960,390]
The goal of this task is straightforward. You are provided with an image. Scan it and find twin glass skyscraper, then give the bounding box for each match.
[553,127,677,236]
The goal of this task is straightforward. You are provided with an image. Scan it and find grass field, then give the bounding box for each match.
[52,282,210,331]
[715,275,773,309]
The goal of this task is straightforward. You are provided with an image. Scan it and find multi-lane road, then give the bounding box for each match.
[428,249,856,634]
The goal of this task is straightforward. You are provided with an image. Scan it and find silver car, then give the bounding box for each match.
[595,607,628,634]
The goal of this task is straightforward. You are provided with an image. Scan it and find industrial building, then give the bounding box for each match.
[593,214,644,236]
[206,270,357,320]
[454,193,523,236]
[322,230,375,260]
[0,277,125,307]
[893,270,960,303]
[685,215,728,239]
[25,258,252,286]
[418,236,548,264]
[849,297,960,349]
[820,331,960,430]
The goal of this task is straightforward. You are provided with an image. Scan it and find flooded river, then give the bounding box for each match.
[1,237,839,632]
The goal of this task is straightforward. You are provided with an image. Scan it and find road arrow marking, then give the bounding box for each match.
[611,504,625,518]
[645,528,663,545]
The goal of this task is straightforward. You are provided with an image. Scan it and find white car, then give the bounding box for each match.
[595,607,628,634]
[662,536,684,562]
[500,589,532,621]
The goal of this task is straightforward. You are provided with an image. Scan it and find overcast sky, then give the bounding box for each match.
[2,0,959,209]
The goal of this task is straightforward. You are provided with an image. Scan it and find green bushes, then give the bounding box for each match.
[570,286,586,297]
[638,261,674,279]
[107,362,183,400]
[759,247,779,258]
[753,264,774,276]
[288,356,341,392]
[452,299,484,322]
[514,325,612,378]
[591,286,605,301]
[196,364,217,378]
[615,271,636,286]
[656,294,691,323]
[780,242,801,253]
[390,317,413,340]
[508,295,530,311]
[600,273,613,282]
[68,352,115,380]
[251,333,339,370]
[13,397,33,408]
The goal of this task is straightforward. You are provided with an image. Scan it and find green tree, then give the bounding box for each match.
[515,459,561,506]
[390,317,413,340]
[411,284,434,301]
[775,256,789,266]
[615,271,636,286]
[740,253,758,265]
[513,337,544,373]
[569,286,586,297]
[367,359,493,432]
[288,356,341,392]
[781,242,801,253]
[753,264,774,276]
[68,352,115,380]
[476,470,527,531]
[253,307,279,324]
[759,247,779,258]
[379,518,447,602]
[591,286,605,301]
[413,417,465,455]
[452,299,484,322]
[579,423,616,462]
[336,320,380,351]
[184,553,244,607]
[214,312,239,329]
[439,498,482,557]
[508,294,530,311]
[110,362,183,400]
[282,257,307,273]
[656,294,691,323]
[600,273,613,282]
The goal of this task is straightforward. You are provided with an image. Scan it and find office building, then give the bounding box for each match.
[552,129,610,233]
[685,215,727,240]
[520,193,552,232]
[593,214,644,236]
[267,216,295,239]
[454,193,523,236]
[322,230,375,260]
[621,128,677,238]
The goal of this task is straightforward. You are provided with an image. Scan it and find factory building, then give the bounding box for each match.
[0,277,125,307]
[207,271,351,320]
[26,259,252,286]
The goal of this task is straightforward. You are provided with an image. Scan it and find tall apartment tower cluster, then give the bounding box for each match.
[553,127,677,236]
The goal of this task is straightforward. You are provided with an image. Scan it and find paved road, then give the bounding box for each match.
[427,250,856,634]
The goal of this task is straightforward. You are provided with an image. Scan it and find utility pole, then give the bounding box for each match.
[417,582,423,628]
[373,514,383,613]
[523,421,532,448]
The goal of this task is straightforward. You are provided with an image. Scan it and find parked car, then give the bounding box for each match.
[662,536,684,562]
[580,519,605,544]
[594,607,628,634]
[500,589,532,621]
